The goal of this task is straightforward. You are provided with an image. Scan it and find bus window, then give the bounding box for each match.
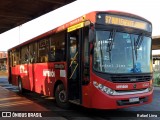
[49,31,66,62]
[29,42,38,63]
[15,49,20,65]
[21,46,29,64]
[49,38,56,61]
[38,38,49,63]
[11,51,16,66]
[10,49,20,66]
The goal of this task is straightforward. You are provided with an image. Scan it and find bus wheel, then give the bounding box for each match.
[55,84,70,109]
[18,77,23,93]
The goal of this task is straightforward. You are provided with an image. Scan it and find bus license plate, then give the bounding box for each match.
[129,97,139,103]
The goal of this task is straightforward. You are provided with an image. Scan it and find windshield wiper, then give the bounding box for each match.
[134,34,144,60]
[107,29,116,63]
[135,34,144,49]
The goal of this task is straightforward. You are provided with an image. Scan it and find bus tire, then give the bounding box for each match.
[18,77,23,93]
[18,78,29,94]
[55,84,70,109]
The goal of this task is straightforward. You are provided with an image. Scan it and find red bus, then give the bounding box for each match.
[8,11,153,109]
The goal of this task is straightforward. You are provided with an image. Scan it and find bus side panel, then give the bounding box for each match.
[26,62,67,97]
[19,63,42,93]
[28,63,34,91]
[19,64,30,90]
[34,62,55,96]
[11,65,20,86]
[81,53,93,108]
[82,85,92,108]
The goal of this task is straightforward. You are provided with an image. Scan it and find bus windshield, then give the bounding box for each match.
[93,30,152,73]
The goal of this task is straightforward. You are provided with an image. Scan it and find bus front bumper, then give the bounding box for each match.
[90,88,153,109]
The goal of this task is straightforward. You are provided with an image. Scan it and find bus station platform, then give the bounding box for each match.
[0,77,49,112]
[0,77,68,119]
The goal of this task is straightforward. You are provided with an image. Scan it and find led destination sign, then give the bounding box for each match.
[97,14,151,32]
[105,15,146,29]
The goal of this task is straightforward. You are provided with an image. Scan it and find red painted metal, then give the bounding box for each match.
[10,62,67,97]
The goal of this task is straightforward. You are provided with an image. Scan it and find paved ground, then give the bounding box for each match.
[0,77,159,120]
[0,71,8,76]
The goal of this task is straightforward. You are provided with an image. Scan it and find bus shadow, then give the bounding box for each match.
[15,90,131,118]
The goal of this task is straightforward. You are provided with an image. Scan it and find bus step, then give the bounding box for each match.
[69,99,80,105]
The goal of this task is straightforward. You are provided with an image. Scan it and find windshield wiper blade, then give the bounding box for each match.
[135,34,144,49]
[134,34,144,60]
[107,29,116,52]
[107,29,116,63]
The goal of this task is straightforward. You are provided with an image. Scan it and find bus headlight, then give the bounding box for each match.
[98,84,103,89]
[108,89,115,95]
[93,81,115,95]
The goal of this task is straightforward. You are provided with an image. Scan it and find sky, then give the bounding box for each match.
[0,0,160,52]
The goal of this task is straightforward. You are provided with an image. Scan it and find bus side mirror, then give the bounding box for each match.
[89,29,95,43]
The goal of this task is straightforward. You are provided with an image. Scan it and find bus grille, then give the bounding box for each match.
[111,74,152,83]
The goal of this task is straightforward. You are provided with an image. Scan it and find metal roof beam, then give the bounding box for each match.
[39,0,65,5]
[0,26,11,28]
[0,15,31,19]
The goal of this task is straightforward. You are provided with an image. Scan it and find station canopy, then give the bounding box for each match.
[0,0,75,34]
[152,36,160,50]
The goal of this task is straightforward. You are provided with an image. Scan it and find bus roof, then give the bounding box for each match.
[8,10,151,51]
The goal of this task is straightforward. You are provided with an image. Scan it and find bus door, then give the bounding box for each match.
[67,29,82,103]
